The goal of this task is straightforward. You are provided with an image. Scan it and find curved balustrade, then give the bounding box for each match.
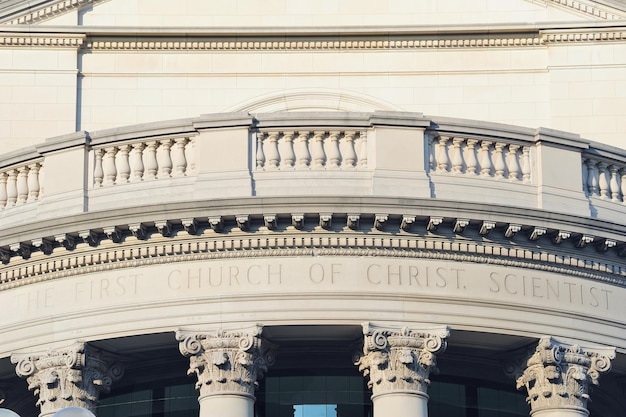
[93,137,195,187]
[255,130,367,170]
[583,155,626,204]
[0,161,43,210]
[429,136,531,183]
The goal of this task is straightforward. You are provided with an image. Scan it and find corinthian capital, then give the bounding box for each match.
[516,337,615,415]
[10,343,124,417]
[176,325,276,400]
[355,323,449,397]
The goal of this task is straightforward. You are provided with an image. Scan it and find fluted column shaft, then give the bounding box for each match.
[355,323,449,417]
[516,337,615,417]
[176,325,275,417]
[10,343,124,417]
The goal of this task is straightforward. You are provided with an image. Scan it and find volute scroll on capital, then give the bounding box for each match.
[355,323,449,397]
[10,342,124,417]
[515,337,615,415]
[176,325,276,399]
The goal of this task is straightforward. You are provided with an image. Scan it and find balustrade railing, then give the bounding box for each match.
[582,155,626,204]
[428,135,531,183]
[93,137,195,187]
[255,130,367,170]
[0,161,43,210]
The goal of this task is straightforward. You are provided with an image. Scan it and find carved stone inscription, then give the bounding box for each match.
[4,258,622,320]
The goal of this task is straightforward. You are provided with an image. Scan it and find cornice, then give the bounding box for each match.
[544,0,626,20]
[1,23,626,50]
[1,206,625,289]
[0,31,85,48]
[0,0,108,25]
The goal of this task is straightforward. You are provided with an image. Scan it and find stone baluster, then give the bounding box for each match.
[157,139,173,179]
[325,131,341,169]
[27,163,41,202]
[171,138,188,177]
[451,138,464,174]
[357,131,368,168]
[521,146,531,183]
[103,147,118,186]
[493,143,506,179]
[480,141,493,177]
[621,169,626,204]
[507,145,521,181]
[355,323,449,417]
[6,169,18,208]
[295,131,311,169]
[256,133,266,169]
[341,131,358,168]
[129,142,145,182]
[586,159,599,196]
[436,137,450,172]
[609,165,620,202]
[93,149,104,187]
[186,137,196,173]
[116,144,131,184]
[465,139,478,175]
[0,172,8,208]
[176,326,275,417]
[311,131,326,169]
[11,342,124,417]
[279,131,295,169]
[16,166,29,205]
[144,141,159,180]
[597,162,610,199]
[516,337,614,417]
[581,158,589,196]
[264,132,280,170]
[427,136,436,171]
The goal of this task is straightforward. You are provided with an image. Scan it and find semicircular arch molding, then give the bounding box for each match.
[224,89,405,113]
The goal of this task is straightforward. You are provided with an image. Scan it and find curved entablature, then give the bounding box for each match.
[0,111,625,268]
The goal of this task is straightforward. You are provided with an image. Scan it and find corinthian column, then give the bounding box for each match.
[516,337,615,417]
[355,323,449,417]
[176,325,275,417]
[10,343,124,417]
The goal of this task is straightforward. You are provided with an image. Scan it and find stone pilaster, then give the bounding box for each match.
[355,323,449,417]
[10,343,124,417]
[516,337,615,417]
[176,325,275,417]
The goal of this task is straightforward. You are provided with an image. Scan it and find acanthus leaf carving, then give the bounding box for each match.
[516,337,615,413]
[176,325,276,399]
[355,323,449,397]
[10,343,124,417]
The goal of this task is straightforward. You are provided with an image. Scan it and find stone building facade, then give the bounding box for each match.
[0,1,625,417]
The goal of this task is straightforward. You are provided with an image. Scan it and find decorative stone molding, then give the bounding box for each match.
[1,0,108,25]
[85,35,544,52]
[10,343,124,417]
[176,326,275,400]
[355,323,449,398]
[0,34,85,49]
[515,337,615,415]
[2,212,626,289]
[544,0,625,20]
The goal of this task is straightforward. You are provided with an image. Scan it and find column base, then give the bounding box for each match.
[198,392,255,417]
[372,390,429,417]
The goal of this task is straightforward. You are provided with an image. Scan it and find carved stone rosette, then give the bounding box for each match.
[176,325,276,401]
[355,323,449,398]
[516,337,615,416]
[10,343,124,417]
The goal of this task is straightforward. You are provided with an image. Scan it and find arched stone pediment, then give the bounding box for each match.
[225,89,404,113]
